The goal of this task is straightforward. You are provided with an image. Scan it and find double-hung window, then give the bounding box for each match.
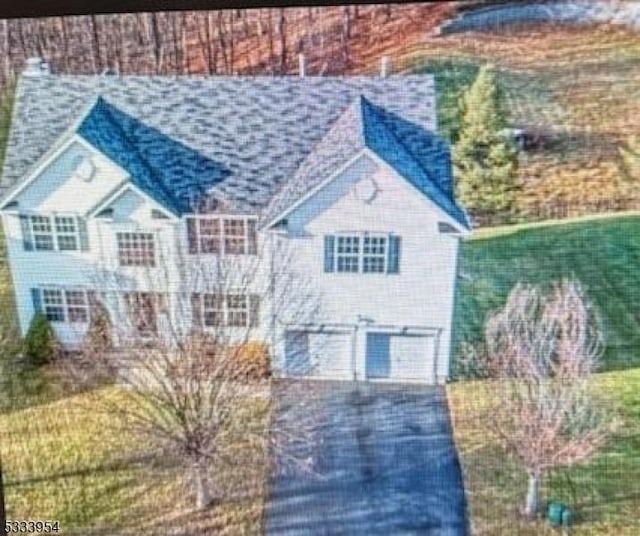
[20,214,88,251]
[186,216,257,255]
[37,287,90,323]
[324,233,401,274]
[54,216,79,251]
[336,236,360,273]
[117,232,155,267]
[31,216,55,251]
[192,293,259,328]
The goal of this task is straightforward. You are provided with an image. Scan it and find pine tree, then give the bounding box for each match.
[452,64,519,214]
[618,134,640,185]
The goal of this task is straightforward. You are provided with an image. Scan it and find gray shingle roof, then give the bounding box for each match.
[2,74,448,219]
[265,96,468,228]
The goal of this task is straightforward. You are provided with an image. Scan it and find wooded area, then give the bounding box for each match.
[0,4,455,84]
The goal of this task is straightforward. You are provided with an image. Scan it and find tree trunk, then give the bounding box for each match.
[192,460,212,510]
[525,471,540,518]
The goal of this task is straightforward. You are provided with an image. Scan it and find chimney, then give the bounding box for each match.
[380,56,391,78]
[24,57,50,76]
[298,53,306,77]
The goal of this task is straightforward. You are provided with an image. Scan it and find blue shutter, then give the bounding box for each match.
[31,287,43,315]
[77,217,90,251]
[387,235,401,274]
[249,294,260,327]
[186,217,198,254]
[191,293,202,329]
[19,214,33,251]
[247,220,257,255]
[324,235,335,273]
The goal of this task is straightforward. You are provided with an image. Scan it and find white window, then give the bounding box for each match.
[41,288,90,323]
[363,236,387,273]
[193,293,259,328]
[21,214,86,252]
[187,217,257,255]
[203,293,224,327]
[31,215,55,251]
[325,233,401,274]
[42,288,64,322]
[227,294,248,327]
[336,236,360,273]
[117,232,155,267]
[54,216,78,251]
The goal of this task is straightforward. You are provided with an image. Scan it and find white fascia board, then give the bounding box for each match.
[263,149,370,229]
[364,148,471,237]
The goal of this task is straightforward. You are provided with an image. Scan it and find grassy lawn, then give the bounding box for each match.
[448,368,640,535]
[0,385,270,535]
[455,214,640,371]
[405,24,640,215]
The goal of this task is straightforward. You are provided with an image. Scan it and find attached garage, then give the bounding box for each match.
[285,329,354,379]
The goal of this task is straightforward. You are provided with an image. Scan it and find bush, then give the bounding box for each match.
[82,302,113,354]
[23,312,60,367]
[232,341,271,381]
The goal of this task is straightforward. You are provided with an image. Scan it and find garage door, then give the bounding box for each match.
[285,330,353,379]
[366,333,436,383]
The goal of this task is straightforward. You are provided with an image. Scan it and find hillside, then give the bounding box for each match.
[402,23,640,221]
[455,214,640,372]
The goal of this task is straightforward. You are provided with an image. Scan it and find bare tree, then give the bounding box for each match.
[471,280,615,518]
[67,221,322,510]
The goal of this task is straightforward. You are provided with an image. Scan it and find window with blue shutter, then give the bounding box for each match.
[324,235,335,272]
[19,214,34,251]
[387,235,401,274]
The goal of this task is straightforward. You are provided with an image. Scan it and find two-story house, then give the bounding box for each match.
[0,58,469,384]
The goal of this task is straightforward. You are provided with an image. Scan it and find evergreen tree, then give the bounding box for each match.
[452,64,519,214]
[24,312,59,367]
[618,134,640,185]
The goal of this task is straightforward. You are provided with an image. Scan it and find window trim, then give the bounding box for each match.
[329,232,393,274]
[40,286,90,324]
[193,292,259,328]
[116,231,156,267]
[186,215,258,256]
[22,213,87,252]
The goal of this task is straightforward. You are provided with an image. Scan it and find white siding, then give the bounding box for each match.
[276,152,462,382]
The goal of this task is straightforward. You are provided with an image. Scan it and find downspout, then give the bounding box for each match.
[445,235,463,383]
[269,230,277,375]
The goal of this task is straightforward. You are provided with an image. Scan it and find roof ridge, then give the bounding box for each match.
[360,96,450,201]
[89,97,182,212]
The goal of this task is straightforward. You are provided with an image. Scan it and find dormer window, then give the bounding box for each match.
[186,216,257,255]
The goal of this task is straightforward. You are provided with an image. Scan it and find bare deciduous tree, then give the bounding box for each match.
[67,227,321,511]
[470,280,615,518]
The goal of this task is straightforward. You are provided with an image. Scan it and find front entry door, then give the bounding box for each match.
[366,333,391,379]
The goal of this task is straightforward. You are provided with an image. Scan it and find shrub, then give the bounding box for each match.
[23,312,60,367]
[82,301,113,354]
[232,341,271,381]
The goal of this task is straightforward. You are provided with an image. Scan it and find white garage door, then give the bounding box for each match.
[390,334,436,382]
[366,332,436,383]
[285,330,353,379]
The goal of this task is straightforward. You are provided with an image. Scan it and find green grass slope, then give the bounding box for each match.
[455,214,640,371]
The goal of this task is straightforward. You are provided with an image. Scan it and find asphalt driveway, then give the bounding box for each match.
[265,381,468,535]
